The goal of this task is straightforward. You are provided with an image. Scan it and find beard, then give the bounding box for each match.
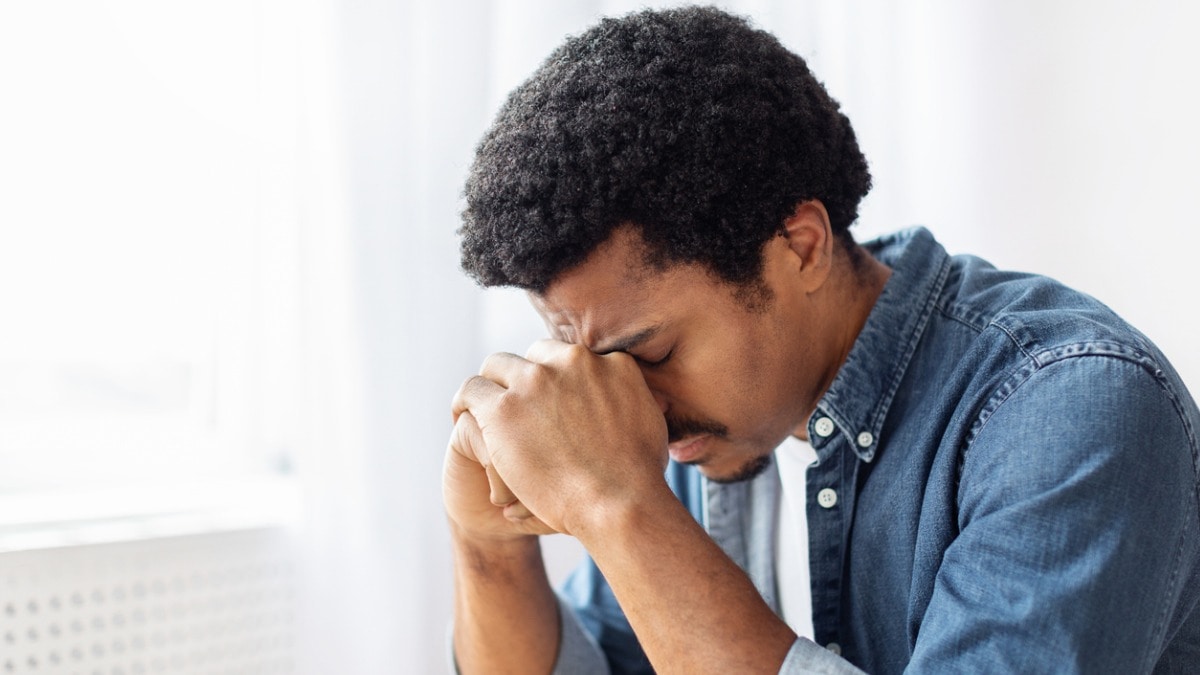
[667,413,773,484]
[665,414,728,444]
[706,452,773,484]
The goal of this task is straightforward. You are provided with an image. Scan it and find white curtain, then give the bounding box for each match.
[297,2,1200,673]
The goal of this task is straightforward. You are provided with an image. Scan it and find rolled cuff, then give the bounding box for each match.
[780,638,867,675]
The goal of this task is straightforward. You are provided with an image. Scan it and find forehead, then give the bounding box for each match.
[529,227,708,350]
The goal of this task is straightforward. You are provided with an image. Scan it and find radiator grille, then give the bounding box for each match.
[0,528,295,674]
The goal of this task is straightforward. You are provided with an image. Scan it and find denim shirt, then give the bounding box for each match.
[550,227,1200,674]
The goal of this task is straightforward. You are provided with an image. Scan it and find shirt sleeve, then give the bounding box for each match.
[550,592,611,675]
[560,555,870,675]
[780,639,868,674]
[908,353,1200,672]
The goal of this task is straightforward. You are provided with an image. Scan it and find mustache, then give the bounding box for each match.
[666,415,729,444]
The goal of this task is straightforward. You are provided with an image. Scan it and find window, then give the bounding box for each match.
[0,1,305,533]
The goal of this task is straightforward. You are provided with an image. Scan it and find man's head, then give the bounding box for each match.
[460,7,880,482]
[459,6,871,296]
[528,204,861,484]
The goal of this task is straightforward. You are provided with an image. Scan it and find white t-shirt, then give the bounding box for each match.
[774,434,819,639]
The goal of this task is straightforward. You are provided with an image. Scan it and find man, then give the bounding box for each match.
[446,7,1200,674]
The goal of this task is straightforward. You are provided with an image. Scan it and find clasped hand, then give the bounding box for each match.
[444,339,669,541]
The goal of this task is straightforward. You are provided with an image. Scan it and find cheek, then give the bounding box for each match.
[713,323,800,431]
[678,338,773,423]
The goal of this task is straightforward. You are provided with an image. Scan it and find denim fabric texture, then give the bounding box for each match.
[552,227,1200,674]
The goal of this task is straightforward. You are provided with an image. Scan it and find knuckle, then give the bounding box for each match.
[492,389,519,416]
[478,353,502,375]
[451,377,471,408]
[562,342,594,366]
[525,361,551,386]
[524,339,553,360]
[460,374,484,394]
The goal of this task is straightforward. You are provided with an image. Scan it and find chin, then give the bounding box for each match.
[702,452,774,485]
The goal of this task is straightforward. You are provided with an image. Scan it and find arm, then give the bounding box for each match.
[444,408,565,674]
[578,483,795,672]
[450,527,559,674]
[558,463,863,675]
[911,354,1200,672]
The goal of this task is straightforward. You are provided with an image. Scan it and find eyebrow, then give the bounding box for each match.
[594,325,662,355]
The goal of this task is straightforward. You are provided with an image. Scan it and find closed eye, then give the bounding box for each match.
[634,349,673,368]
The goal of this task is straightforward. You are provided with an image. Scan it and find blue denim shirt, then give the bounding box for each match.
[550,227,1200,674]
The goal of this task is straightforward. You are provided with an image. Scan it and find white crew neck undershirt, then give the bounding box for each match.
[774,434,819,639]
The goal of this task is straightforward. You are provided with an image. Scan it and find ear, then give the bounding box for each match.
[781,200,834,293]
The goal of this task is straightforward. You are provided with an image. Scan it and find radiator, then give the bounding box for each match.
[0,528,295,674]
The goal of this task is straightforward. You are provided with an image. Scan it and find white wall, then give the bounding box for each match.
[831,1,1200,392]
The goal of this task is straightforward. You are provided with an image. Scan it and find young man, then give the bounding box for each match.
[446,7,1200,674]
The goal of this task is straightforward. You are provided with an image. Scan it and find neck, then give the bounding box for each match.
[794,244,892,440]
[837,245,892,364]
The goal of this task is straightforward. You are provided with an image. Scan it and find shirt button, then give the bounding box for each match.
[856,431,873,448]
[817,488,838,509]
[826,642,842,656]
[814,416,835,438]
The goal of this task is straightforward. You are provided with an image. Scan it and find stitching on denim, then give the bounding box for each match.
[1146,516,1188,672]
[1024,342,1200,500]
[969,348,1179,444]
[962,350,1200,521]
[963,357,1038,448]
[1144,364,1200,500]
[937,306,985,334]
[937,300,988,334]
[960,352,1200,671]
[868,256,954,444]
[989,318,1036,362]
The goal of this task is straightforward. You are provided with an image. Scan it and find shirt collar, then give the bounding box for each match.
[807,227,951,461]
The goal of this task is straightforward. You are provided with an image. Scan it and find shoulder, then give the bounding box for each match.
[930,253,1193,434]
[958,346,1199,533]
[918,254,1200,501]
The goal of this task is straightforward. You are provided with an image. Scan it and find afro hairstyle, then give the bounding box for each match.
[459,5,872,294]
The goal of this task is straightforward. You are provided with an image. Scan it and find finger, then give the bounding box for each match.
[454,410,519,505]
[503,500,535,520]
[512,511,557,536]
[477,351,532,388]
[451,374,506,420]
[523,338,571,363]
[449,410,488,464]
[505,504,560,536]
[486,464,517,506]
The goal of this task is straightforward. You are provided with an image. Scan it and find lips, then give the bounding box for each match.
[667,434,709,464]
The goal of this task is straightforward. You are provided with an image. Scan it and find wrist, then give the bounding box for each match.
[568,478,682,549]
[450,519,541,556]
[451,522,552,601]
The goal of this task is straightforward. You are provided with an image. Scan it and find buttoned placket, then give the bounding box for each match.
[806,413,868,654]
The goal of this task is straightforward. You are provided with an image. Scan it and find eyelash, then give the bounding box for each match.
[638,349,673,367]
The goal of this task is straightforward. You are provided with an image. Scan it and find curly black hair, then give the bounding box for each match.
[460,5,871,294]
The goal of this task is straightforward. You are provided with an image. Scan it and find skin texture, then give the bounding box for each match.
[446,202,891,673]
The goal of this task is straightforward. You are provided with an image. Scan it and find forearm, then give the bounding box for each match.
[452,527,559,675]
[576,486,796,674]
